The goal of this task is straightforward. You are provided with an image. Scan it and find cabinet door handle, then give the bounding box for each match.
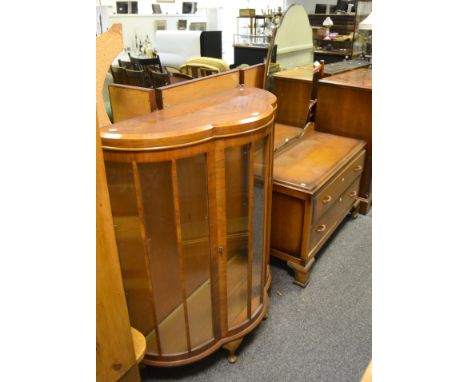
[354,165,362,172]
[349,191,357,198]
[316,224,326,232]
[322,195,332,204]
[217,246,224,255]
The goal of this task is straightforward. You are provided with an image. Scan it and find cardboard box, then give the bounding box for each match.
[239,9,256,17]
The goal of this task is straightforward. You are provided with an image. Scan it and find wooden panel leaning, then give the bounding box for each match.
[97,119,142,382]
[97,24,146,382]
[108,83,156,123]
[239,63,265,88]
[156,68,240,109]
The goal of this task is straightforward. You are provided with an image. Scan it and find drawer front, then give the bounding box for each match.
[313,150,365,222]
[308,177,361,255]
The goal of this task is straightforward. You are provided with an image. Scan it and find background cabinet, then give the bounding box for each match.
[309,1,371,63]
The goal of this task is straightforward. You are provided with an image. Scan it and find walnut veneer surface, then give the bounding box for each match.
[315,68,372,214]
[271,127,366,286]
[101,86,276,367]
[102,87,277,150]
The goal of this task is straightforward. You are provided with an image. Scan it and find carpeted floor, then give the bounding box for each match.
[141,211,372,382]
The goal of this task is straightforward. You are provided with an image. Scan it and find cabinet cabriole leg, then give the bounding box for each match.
[223,337,243,364]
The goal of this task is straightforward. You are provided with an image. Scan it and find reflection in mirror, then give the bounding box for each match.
[264,4,314,93]
[264,5,321,151]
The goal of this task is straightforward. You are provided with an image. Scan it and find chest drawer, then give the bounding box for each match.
[313,150,365,222]
[308,176,361,256]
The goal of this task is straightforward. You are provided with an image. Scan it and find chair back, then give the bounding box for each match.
[128,54,164,73]
[149,69,171,88]
[125,68,149,87]
[118,59,135,70]
[110,65,128,85]
[179,63,220,78]
[170,72,194,84]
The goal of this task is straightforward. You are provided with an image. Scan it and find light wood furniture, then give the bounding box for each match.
[97,121,143,382]
[271,127,366,287]
[155,68,240,109]
[262,5,368,286]
[360,361,372,382]
[239,63,265,88]
[108,84,156,123]
[100,86,276,366]
[315,68,372,214]
[271,63,323,128]
[97,24,146,382]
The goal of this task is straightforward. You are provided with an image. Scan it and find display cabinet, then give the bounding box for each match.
[233,15,272,66]
[309,1,371,63]
[101,87,276,366]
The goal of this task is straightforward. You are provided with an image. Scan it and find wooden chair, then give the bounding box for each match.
[128,54,164,73]
[125,68,149,88]
[164,65,181,74]
[148,69,171,88]
[118,59,134,70]
[170,72,194,84]
[110,65,128,85]
[179,63,220,78]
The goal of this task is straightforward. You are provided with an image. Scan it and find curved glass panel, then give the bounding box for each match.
[176,155,214,349]
[252,138,267,314]
[225,144,250,330]
[138,161,187,355]
[104,161,159,354]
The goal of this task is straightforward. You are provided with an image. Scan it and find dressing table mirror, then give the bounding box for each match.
[262,5,367,287]
[264,4,319,151]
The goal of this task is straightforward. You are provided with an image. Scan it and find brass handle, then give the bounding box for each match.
[217,246,224,254]
[322,195,332,204]
[354,165,362,172]
[349,191,357,198]
[316,224,326,232]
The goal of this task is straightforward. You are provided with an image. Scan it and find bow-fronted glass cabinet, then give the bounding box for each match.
[101,87,276,366]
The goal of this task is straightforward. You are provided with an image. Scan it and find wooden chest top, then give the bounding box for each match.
[319,68,372,91]
[273,131,365,194]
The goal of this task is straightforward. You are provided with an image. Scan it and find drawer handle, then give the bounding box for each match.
[349,191,357,198]
[354,165,363,172]
[322,195,332,204]
[316,224,327,233]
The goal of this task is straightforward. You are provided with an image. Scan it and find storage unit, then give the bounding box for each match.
[308,1,371,64]
[271,130,366,287]
[315,68,372,214]
[100,87,276,366]
[233,15,272,66]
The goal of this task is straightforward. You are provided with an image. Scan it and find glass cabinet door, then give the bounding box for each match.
[224,136,269,331]
[105,153,214,357]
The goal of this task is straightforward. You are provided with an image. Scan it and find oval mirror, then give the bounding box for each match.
[264,4,321,151]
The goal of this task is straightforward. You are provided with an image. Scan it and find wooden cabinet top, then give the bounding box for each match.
[100,87,277,151]
[319,68,372,91]
[324,60,371,77]
[272,64,315,83]
[273,131,365,194]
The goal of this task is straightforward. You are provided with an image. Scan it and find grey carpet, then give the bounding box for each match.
[141,212,372,382]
